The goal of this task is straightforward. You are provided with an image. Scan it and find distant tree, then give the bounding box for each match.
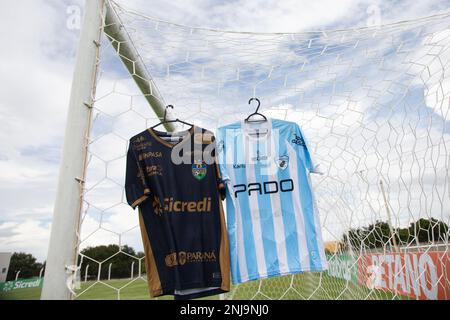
[136,251,146,274]
[342,218,449,251]
[365,221,393,249]
[342,221,393,250]
[407,218,449,243]
[6,252,42,281]
[342,228,364,251]
[79,245,141,280]
[395,227,411,245]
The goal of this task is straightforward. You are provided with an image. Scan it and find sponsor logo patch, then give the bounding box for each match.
[146,165,163,176]
[152,196,163,216]
[165,251,217,267]
[139,151,162,160]
[133,136,152,151]
[291,133,305,147]
[153,197,212,216]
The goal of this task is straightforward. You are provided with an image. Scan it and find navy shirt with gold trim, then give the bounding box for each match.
[125,125,229,300]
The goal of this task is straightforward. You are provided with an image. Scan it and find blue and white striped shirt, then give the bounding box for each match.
[217,118,328,284]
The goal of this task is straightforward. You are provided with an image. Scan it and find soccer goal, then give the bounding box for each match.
[41,0,450,300]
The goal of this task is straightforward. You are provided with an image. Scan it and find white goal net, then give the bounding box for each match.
[72,0,449,300]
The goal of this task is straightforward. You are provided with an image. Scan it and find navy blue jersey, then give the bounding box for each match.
[125,125,230,300]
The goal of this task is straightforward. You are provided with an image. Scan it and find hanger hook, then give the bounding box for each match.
[163,105,174,122]
[248,98,261,113]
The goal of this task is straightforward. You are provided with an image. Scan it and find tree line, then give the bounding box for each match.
[5,244,145,281]
[5,218,448,281]
[341,217,448,251]
[78,244,145,281]
[6,252,45,281]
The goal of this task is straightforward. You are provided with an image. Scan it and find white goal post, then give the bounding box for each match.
[41,0,173,300]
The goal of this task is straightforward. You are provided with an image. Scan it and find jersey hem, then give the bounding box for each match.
[152,279,229,299]
[174,288,227,300]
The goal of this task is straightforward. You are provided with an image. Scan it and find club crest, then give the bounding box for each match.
[275,156,289,170]
[192,163,207,180]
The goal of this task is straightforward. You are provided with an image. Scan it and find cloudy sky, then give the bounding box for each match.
[0,0,449,262]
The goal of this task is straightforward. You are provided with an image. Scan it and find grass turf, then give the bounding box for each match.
[0,273,405,300]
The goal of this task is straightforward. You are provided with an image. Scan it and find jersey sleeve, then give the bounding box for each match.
[293,123,320,174]
[214,161,226,200]
[125,142,151,209]
[216,127,230,183]
[210,132,226,200]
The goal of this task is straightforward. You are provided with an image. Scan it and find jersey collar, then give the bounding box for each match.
[241,117,272,141]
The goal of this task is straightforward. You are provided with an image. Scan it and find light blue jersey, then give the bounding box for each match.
[217,118,328,284]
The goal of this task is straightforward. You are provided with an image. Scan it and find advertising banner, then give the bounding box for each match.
[0,277,43,293]
[357,252,449,300]
[326,254,359,284]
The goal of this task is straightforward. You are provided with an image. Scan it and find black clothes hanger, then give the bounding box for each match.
[151,105,193,134]
[245,98,268,123]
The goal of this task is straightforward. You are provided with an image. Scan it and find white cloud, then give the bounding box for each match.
[0,220,50,261]
[79,205,143,253]
[0,0,82,260]
[116,0,449,33]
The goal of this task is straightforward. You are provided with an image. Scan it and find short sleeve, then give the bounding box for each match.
[208,132,226,200]
[216,127,230,183]
[214,161,226,200]
[293,124,320,174]
[125,143,151,209]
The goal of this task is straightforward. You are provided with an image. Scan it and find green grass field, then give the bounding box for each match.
[0,273,405,300]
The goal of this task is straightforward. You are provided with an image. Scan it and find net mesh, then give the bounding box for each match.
[75,1,450,299]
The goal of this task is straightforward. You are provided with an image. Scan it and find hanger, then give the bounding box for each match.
[245,98,268,123]
[151,105,193,135]
[244,98,269,138]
